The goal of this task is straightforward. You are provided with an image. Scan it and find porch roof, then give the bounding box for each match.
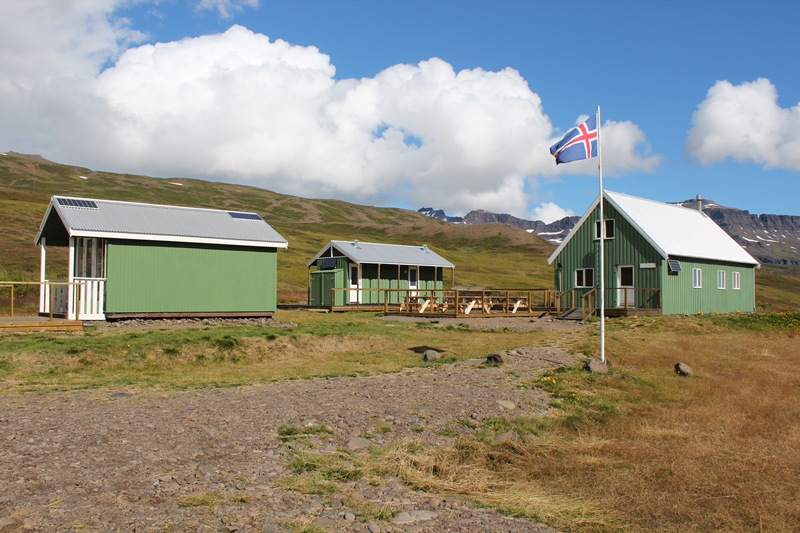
[35,196,288,249]
[307,240,455,268]
[548,190,759,266]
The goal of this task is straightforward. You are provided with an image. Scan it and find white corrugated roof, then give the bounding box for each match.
[35,196,288,248]
[548,190,758,265]
[307,240,455,268]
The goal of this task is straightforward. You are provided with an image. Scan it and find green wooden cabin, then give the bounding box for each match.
[548,191,759,315]
[35,196,288,320]
[307,240,455,307]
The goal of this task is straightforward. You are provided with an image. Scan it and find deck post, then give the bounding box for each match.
[67,237,76,320]
[39,238,47,313]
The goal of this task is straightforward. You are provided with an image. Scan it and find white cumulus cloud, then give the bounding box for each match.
[531,202,574,224]
[687,78,800,171]
[0,0,662,221]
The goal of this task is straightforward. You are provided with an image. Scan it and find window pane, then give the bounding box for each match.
[693,268,702,288]
[576,269,585,287]
[585,269,594,287]
[605,219,615,239]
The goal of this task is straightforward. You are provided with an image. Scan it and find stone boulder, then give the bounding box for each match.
[584,358,608,374]
[675,362,693,377]
[487,351,509,364]
[423,349,442,361]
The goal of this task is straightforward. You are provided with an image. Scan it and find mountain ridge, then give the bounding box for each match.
[420,199,800,266]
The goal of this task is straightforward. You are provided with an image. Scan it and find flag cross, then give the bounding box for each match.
[560,122,597,160]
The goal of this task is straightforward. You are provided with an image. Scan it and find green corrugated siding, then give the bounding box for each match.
[310,262,444,305]
[661,258,755,314]
[552,200,661,308]
[106,241,278,313]
[309,269,346,306]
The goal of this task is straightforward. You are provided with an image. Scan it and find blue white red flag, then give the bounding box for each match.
[549,114,598,165]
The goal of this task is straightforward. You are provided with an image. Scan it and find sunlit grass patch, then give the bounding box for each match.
[279,449,365,496]
[283,519,331,533]
[367,440,615,529]
[344,495,401,522]
[175,491,223,508]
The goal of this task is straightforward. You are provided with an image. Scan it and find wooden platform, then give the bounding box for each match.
[603,307,662,317]
[0,316,84,332]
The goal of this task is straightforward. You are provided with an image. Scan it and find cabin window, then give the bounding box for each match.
[732,271,741,290]
[692,268,702,289]
[575,268,594,288]
[717,270,726,289]
[594,219,615,240]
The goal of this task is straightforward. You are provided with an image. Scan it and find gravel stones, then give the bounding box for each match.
[0,346,572,532]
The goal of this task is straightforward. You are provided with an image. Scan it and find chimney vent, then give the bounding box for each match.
[696,194,703,213]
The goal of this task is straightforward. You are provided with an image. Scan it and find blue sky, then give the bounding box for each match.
[2,0,799,221]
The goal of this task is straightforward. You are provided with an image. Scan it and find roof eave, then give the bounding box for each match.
[68,229,288,249]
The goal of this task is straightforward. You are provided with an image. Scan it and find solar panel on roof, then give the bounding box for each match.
[228,211,262,221]
[321,257,337,269]
[57,198,97,209]
[668,260,682,273]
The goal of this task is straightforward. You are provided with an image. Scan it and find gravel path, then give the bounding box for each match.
[0,324,579,532]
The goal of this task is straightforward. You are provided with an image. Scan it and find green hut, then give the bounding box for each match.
[307,240,455,306]
[35,196,288,320]
[548,190,759,315]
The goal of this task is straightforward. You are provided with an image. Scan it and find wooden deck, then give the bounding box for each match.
[0,316,84,332]
[603,307,662,317]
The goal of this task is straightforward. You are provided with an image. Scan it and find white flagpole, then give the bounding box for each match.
[597,105,605,363]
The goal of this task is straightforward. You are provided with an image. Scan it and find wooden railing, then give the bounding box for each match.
[1,281,84,321]
[555,290,575,315]
[581,287,662,318]
[0,278,108,321]
[581,288,597,320]
[329,287,556,317]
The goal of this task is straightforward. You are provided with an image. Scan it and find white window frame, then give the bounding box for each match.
[594,219,615,240]
[692,268,702,289]
[717,270,726,290]
[732,271,741,290]
[575,268,595,288]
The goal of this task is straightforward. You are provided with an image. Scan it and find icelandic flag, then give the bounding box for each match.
[549,114,598,165]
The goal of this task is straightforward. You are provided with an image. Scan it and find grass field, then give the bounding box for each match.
[1,311,799,531]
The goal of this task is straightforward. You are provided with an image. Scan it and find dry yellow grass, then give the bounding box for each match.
[356,315,800,532]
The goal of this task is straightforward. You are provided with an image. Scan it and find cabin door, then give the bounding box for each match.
[349,264,359,304]
[408,266,418,296]
[617,265,635,307]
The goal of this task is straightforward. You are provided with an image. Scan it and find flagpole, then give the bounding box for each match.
[597,105,605,363]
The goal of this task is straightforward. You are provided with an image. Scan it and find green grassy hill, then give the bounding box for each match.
[0,152,555,303]
[2,151,798,309]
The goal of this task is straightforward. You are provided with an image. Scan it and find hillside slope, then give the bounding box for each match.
[0,152,555,301]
